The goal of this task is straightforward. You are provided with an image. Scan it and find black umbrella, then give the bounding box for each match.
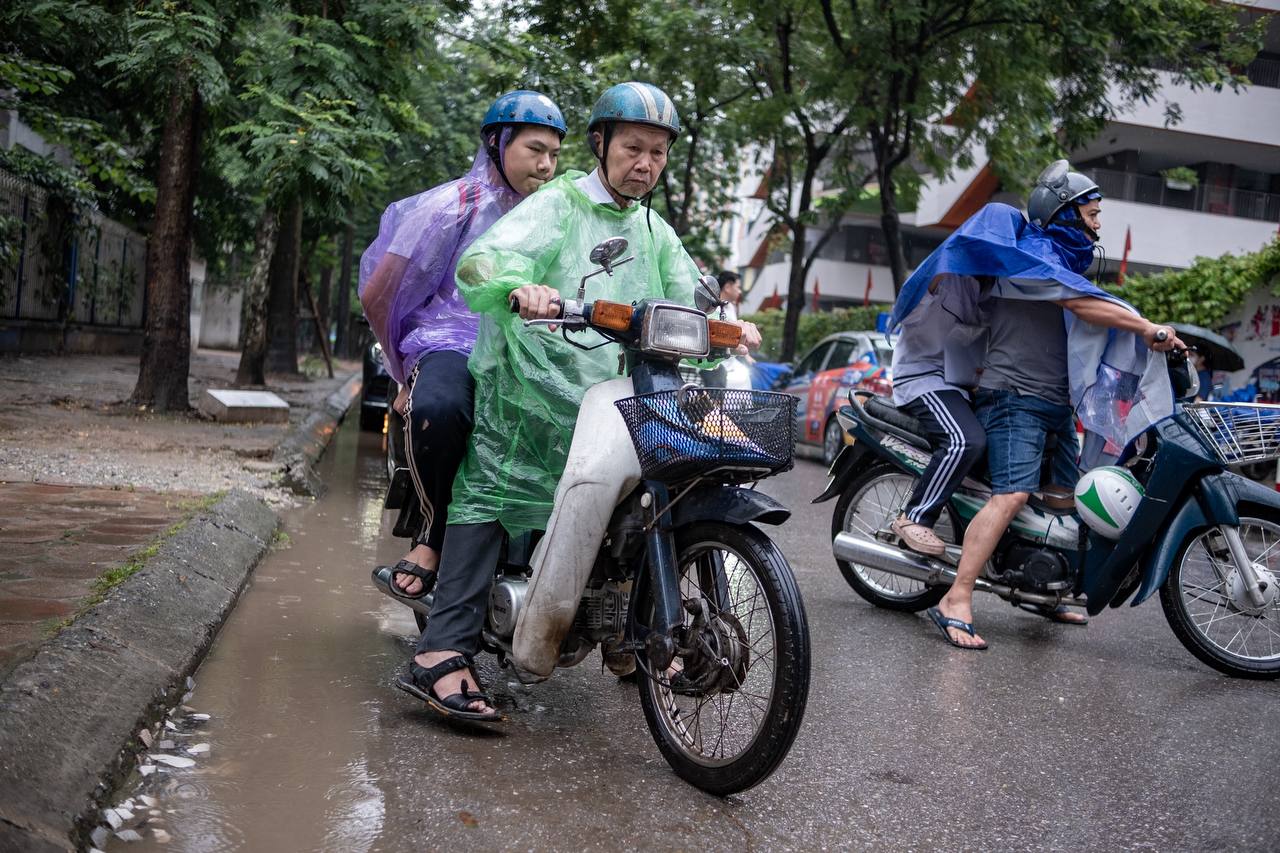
[1169,323,1244,372]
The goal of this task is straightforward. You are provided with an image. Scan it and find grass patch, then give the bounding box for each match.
[58,492,228,629]
[272,530,291,549]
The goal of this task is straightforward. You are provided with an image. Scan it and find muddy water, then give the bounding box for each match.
[106,415,765,852]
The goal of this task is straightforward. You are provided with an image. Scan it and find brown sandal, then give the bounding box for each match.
[891,515,946,557]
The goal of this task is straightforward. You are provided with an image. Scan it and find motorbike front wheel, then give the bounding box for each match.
[832,464,952,611]
[637,522,810,796]
[1161,516,1280,679]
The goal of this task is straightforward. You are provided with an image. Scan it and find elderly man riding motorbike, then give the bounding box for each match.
[359,91,566,601]
[394,82,761,722]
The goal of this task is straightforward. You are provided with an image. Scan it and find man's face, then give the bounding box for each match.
[502,126,562,196]
[722,279,742,304]
[598,123,671,199]
[1077,198,1101,235]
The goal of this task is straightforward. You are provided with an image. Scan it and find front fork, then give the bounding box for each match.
[642,481,684,671]
[1215,525,1271,608]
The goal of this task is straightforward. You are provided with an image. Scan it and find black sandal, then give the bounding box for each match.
[382,559,437,600]
[395,655,504,722]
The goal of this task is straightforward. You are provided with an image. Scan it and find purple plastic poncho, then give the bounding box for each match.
[358,141,522,383]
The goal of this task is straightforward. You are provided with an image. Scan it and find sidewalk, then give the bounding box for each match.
[0,347,360,851]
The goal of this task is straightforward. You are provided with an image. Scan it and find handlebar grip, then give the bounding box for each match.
[509,293,565,318]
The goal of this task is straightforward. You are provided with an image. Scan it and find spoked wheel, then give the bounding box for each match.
[637,522,810,796]
[831,464,952,611]
[821,418,844,466]
[1161,517,1280,679]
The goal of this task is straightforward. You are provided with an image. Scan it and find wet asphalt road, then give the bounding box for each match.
[109,416,1280,852]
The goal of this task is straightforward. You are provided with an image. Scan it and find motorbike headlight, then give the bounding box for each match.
[640,304,710,358]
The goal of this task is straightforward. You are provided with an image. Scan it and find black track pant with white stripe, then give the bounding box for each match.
[900,390,986,529]
[404,350,475,553]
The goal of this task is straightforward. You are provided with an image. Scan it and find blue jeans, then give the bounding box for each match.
[975,389,1078,495]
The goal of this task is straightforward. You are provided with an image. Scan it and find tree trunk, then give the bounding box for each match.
[264,198,303,374]
[130,82,202,411]
[334,223,354,358]
[780,221,807,362]
[234,209,280,385]
[316,258,333,343]
[878,165,909,294]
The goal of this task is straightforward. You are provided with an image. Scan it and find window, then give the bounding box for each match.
[794,342,833,376]
[827,339,858,367]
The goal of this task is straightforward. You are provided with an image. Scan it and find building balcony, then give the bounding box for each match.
[1086,168,1280,224]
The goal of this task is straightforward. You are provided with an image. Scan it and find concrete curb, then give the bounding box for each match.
[0,372,360,851]
[0,490,277,851]
[275,371,361,496]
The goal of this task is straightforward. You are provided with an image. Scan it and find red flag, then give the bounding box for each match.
[1117,226,1132,286]
[863,268,873,307]
[812,278,821,312]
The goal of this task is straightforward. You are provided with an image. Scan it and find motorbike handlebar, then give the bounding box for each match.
[509,292,565,320]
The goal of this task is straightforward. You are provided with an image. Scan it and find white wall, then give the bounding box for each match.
[1109,72,1280,150]
[1100,199,1279,269]
[1213,286,1280,393]
[198,279,242,350]
[741,258,898,314]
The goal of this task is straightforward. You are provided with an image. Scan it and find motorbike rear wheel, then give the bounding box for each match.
[832,464,951,612]
[1161,516,1280,679]
[637,522,810,796]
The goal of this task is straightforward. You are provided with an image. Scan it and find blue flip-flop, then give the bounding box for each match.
[926,607,988,651]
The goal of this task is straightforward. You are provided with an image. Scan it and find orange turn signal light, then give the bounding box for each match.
[591,300,634,331]
[709,320,742,349]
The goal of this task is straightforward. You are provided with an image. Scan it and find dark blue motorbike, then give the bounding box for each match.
[819,348,1280,679]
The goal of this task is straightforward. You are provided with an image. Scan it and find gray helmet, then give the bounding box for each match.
[1027,160,1101,228]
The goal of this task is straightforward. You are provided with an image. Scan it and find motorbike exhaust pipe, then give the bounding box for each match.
[832,532,1088,609]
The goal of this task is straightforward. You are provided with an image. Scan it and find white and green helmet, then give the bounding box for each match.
[1074,466,1144,540]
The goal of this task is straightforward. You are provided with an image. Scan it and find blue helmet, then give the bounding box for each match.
[481,90,567,139]
[588,82,681,139]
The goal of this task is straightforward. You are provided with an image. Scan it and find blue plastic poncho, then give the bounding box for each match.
[358,138,522,383]
[449,171,702,533]
[891,203,1173,462]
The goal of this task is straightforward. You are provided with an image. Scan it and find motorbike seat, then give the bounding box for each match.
[859,396,931,451]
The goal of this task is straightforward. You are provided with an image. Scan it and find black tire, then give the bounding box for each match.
[359,405,385,432]
[831,464,948,612]
[821,417,844,466]
[1160,516,1280,679]
[637,522,810,796]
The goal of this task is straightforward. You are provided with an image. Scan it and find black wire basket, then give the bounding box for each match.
[614,388,796,485]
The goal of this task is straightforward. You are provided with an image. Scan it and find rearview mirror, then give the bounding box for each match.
[589,238,629,275]
[694,274,723,314]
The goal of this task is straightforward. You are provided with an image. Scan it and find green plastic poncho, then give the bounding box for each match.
[451,170,701,534]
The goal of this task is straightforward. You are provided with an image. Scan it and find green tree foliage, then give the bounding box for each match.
[734,0,871,362]
[814,0,1261,293]
[1110,239,1280,329]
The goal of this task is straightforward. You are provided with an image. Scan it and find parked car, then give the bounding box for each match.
[360,340,393,431]
[781,331,895,464]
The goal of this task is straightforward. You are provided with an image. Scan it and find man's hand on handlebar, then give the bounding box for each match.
[734,320,762,356]
[509,285,563,321]
[1144,323,1184,353]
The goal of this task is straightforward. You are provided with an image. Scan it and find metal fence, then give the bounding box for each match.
[1086,167,1280,224]
[0,167,147,327]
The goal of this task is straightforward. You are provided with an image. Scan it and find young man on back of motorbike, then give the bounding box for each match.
[894,161,1182,650]
[358,92,566,602]
[394,82,761,722]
